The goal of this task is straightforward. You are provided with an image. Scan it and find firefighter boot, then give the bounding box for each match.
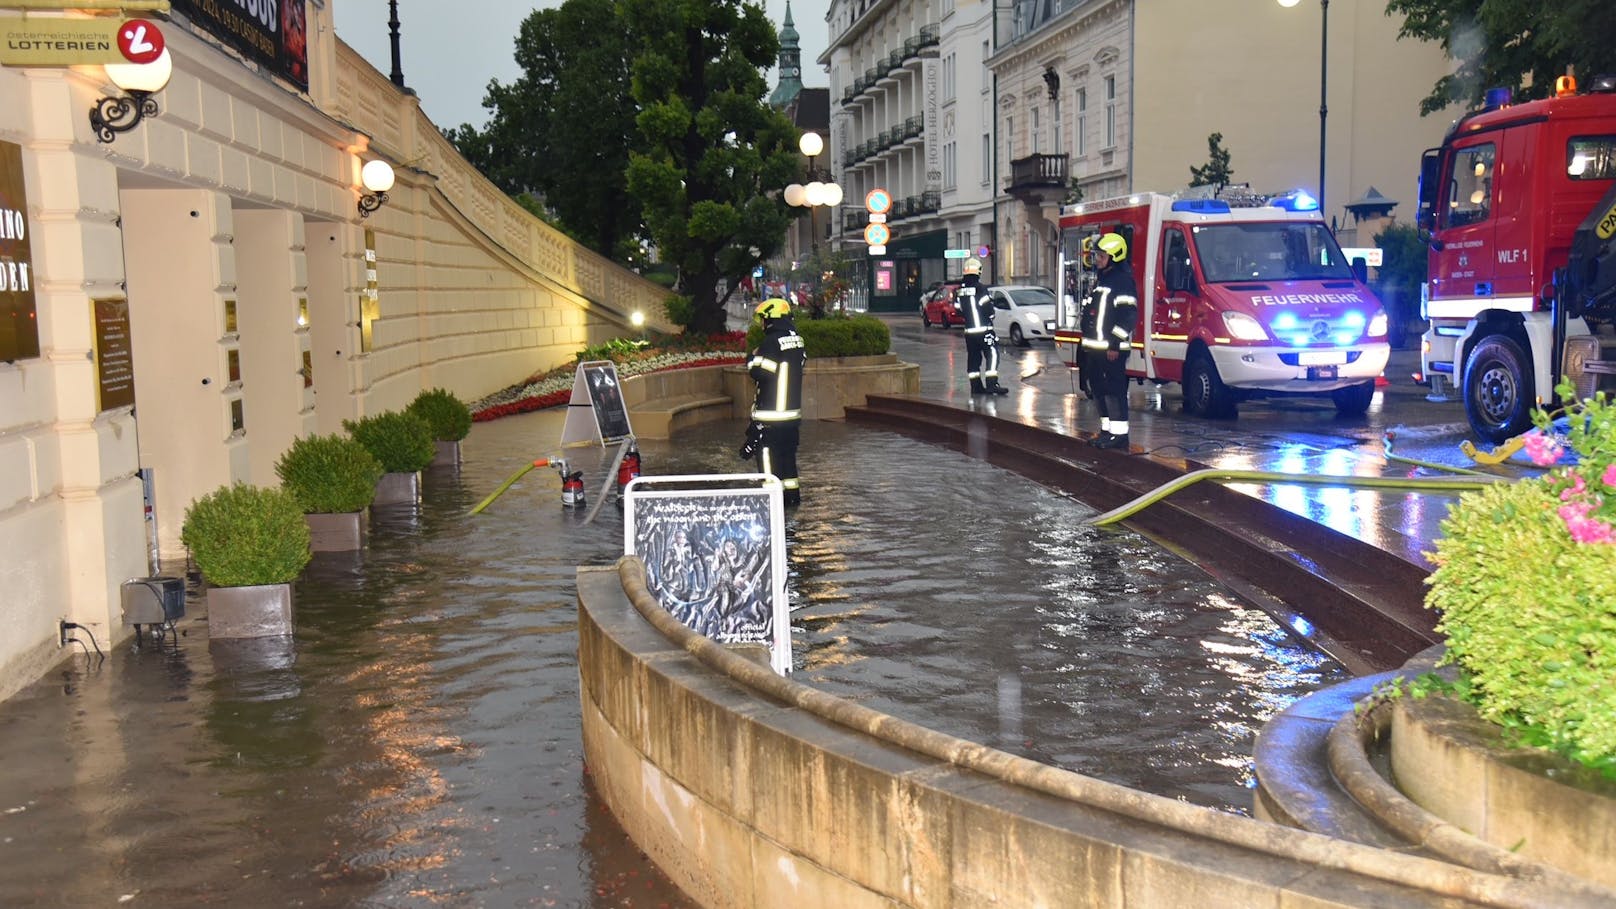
[969,378,986,394]
[1090,430,1113,448]
[986,378,1010,395]
[1094,432,1130,450]
[784,488,801,507]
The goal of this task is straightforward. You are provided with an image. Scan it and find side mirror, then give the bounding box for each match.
[1165,258,1196,293]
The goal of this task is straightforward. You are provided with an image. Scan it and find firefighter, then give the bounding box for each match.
[1079,232,1138,449]
[958,257,1008,395]
[740,297,807,505]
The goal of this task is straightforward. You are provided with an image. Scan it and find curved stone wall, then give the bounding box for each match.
[578,558,1600,909]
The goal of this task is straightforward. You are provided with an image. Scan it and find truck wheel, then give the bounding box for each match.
[1331,380,1375,416]
[1010,323,1027,347]
[1183,353,1237,419]
[1463,335,1534,444]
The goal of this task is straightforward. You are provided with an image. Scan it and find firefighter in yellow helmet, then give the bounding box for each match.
[1078,232,1138,449]
[741,298,807,505]
[957,257,1008,395]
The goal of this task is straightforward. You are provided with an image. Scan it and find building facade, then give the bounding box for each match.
[824,0,1459,294]
[0,2,665,700]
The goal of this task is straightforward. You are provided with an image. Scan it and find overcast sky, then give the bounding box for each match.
[332,0,829,132]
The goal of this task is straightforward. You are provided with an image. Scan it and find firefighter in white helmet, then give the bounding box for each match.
[741,297,807,505]
[1079,232,1138,448]
[957,257,1008,395]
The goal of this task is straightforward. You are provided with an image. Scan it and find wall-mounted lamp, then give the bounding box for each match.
[90,49,173,144]
[358,159,395,219]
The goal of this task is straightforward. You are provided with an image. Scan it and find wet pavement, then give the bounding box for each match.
[0,314,1511,907]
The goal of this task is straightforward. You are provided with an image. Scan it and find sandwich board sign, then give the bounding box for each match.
[624,474,790,675]
[561,360,633,446]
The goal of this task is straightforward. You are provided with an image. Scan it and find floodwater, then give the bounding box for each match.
[0,410,1343,908]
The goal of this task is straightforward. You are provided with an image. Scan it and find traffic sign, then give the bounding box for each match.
[116,19,164,65]
[864,223,891,246]
[865,188,892,214]
[943,248,970,259]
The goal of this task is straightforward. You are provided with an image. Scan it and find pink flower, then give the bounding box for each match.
[1523,431,1566,466]
[1561,472,1588,501]
[1603,463,1616,489]
[1559,500,1615,543]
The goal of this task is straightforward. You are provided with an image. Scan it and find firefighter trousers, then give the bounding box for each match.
[754,421,801,504]
[965,331,1001,389]
[1093,352,1130,427]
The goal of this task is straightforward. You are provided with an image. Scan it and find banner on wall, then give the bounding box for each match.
[0,140,40,363]
[169,0,308,91]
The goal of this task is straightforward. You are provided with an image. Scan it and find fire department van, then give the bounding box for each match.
[1054,191,1392,418]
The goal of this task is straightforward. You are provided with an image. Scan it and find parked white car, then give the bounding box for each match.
[987,285,1059,347]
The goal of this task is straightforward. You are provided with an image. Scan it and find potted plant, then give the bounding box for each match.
[407,387,472,468]
[274,432,384,551]
[182,483,311,639]
[1408,381,1616,880]
[344,410,436,505]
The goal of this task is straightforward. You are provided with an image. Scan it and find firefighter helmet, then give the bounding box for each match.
[963,257,982,275]
[755,297,791,320]
[1096,232,1127,263]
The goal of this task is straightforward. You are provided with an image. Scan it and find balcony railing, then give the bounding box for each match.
[903,116,923,140]
[843,212,865,233]
[920,190,941,212]
[888,49,904,70]
[919,23,939,47]
[1007,153,1070,192]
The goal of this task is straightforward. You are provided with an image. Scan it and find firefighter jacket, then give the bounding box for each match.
[957,275,993,335]
[1079,263,1138,354]
[748,316,807,422]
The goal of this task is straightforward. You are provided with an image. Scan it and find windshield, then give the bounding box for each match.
[1191,223,1354,283]
[1003,287,1057,307]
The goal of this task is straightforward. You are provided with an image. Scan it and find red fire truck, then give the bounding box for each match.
[1417,74,1616,442]
[1054,191,1391,418]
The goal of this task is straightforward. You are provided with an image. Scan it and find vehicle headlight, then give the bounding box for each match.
[1023,312,1041,324]
[1367,310,1389,338]
[1221,311,1269,342]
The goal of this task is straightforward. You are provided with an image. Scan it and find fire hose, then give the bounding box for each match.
[1086,469,1500,527]
[468,457,561,516]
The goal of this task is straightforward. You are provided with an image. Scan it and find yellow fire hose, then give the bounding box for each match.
[469,457,556,516]
[1086,469,1500,527]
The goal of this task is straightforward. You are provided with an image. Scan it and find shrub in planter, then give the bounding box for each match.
[745,313,890,358]
[343,410,435,473]
[274,433,383,514]
[181,484,312,587]
[1424,382,1616,771]
[407,388,472,442]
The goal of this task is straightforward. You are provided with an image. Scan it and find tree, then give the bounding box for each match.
[1189,132,1234,194]
[445,0,644,259]
[1386,0,1616,115]
[621,0,799,335]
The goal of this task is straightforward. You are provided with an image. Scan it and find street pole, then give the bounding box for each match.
[1318,0,1329,217]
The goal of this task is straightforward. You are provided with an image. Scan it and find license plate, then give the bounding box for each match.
[1298,351,1347,366]
[1044,320,1056,332]
[1307,366,1338,381]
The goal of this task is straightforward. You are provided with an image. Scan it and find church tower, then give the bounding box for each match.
[768,1,804,109]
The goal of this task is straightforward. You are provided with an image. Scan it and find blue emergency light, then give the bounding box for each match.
[1483,86,1513,110]
[1171,199,1231,213]
[1269,189,1319,212]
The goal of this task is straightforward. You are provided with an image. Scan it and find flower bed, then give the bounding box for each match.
[471,334,748,423]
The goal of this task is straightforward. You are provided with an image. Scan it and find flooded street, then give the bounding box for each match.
[0,401,1344,907]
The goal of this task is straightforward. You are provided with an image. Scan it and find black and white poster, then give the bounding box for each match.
[625,475,789,674]
[561,360,634,446]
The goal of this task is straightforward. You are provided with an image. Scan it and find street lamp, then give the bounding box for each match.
[1278,0,1328,215]
[785,131,842,255]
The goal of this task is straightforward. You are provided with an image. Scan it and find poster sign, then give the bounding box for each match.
[169,0,308,91]
[0,140,39,363]
[91,298,135,411]
[0,17,127,65]
[561,360,633,446]
[625,474,790,674]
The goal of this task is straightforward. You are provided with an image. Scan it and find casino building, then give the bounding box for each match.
[0,1,663,699]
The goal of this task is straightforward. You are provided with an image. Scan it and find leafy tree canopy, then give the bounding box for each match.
[1386,0,1616,115]
[622,0,799,335]
[1188,132,1234,193]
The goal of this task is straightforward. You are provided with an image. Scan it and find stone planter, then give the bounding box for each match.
[431,440,462,469]
[207,583,294,639]
[373,470,421,506]
[1390,694,1616,888]
[305,511,368,552]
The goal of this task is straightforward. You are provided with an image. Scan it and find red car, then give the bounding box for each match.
[920,281,965,328]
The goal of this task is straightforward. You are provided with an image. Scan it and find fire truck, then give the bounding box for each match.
[1417,74,1616,442]
[1054,191,1391,418]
